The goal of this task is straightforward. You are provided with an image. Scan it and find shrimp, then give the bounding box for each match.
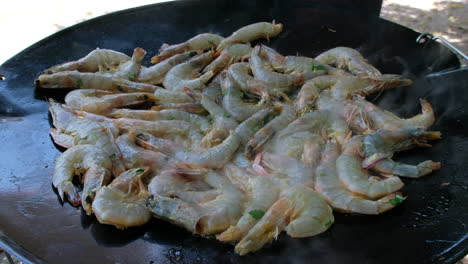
[44,48,130,74]
[316,91,372,134]
[362,128,441,177]
[234,108,273,145]
[174,131,240,168]
[218,165,280,242]
[50,128,74,148]
[151,102,207,115]
[276,109,350,146]
[113,47,146,80]
[163,51,215,91]
[65,89,156,115]
[134,131,182,157]
[116,132,170,172]
[202,72,224,103]
[53,145,112,214]
[330,74,413,100]
[49,100,126,176]
[273,56,330,80]
[138,51,196,84]
[154,88,200,104]
[227,62,255,93]
[336,136,404,199]
[217,22,283,51]
[353,97,436,130]
[222,75,270,122]
[199,95,238,147]
[315,47,382,76]
[204,44,252,74]
[110,109,211,134]
[147,169,243,235]
[266,131,323,161]
[294,75,342,113]
[151,33,224,63]
[250,45,303,94]
[245,103,296,160]
[36,71,160,92]
[92,168,152,229]
[114,118,203,145]
[235,185,334,256]
[315,140,402,214]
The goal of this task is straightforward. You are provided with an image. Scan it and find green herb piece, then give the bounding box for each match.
[311,64,327,71]
[128,73,137,81]
[248,210,265,220]
[252,124,261,132]
[166,115,175,120]
[222,89,230,96]
[135,168,145,173]
[208,40,216,46]
[109,153,116,159]
[183,147,191,152]
[224,112,231,118]
[76,78,83,89]
[325,220,333,228]
[389,195,406,205]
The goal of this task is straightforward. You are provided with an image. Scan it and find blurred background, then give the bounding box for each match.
[1,0,466,263]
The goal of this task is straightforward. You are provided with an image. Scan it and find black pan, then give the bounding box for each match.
[0,1,466,263]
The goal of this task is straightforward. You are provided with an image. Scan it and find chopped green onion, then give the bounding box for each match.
[252,125,261,132]
[208,40,216,46]
[128,73,137,81]
[224,112,231,118]
[166,115,175,120]
[389,195,406,205]
[311,64,327,71]
[325,220,333,228]
[135,168,145,173]
[109,153,116,159]
[76,78,83,89]
[249,210,265,220]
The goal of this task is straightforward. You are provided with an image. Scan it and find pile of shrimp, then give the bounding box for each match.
[36,21,441,255]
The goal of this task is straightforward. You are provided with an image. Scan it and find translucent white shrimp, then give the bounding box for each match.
[315,47,382,76]
[362,128,441,177]
[235,185,334,256]
[217,165,279,242]
[133,131,183,157]
[222,75,270,122]
[245,103,296,159]
[250,45,304,94]
[204,44,252,74]
[151,102,207,115]
[65,89,156,115]
[217,22,283,51]
[227,62,255,93]
[266,131,323,161]
[276,109,350,146]
[153,88,200,104]
[112,47,146,80]
[353,97,436,130]
[234,108,273,145]
[163,51,215,91]
[116,132,170,173]
[44,48,130,74]
[151,33,224,63]
[147,169,243,235]
[49,101,126,176]
[110,109,211,134]
[199,95,238,147]
[114,118,203,146]
[53,145,112,214]
[36,71,160,92]
[315,140,402,214]
[330,74,413,101]
[316,90,372,134]
[92,168,152,229]
[202,72,224,103]
[336,136,404,199]
[138,51,196,84]
[174,131,240,168]
[294,75,342,113]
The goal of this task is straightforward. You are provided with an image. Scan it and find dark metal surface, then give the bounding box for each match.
[0,1,466,263]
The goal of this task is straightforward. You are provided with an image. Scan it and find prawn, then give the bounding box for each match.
[92,168,152,229]
[218,165,279,242]
[112,47,146,80]
[294,75,342,113]
[44,48,130,74]
[315,139,403,214]
[315,47,382,76]
[235,185,333,256]
[65,89,156,115]
[154,88,200,104]
[336,136,405,199]
[245,103,296,160]
[163,51,215,91]
[139,51,197,84]
[362,128,441,177]
[36,71,160,92]
[52,145,112,214]
[217,22,283,51]
[203,44,252,74]
[151,33,224,63]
